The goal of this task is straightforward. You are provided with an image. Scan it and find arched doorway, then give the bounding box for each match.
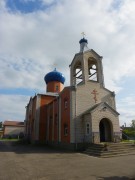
[99,118,113,142]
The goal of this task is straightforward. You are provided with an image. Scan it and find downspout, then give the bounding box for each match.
[52,101,54,142]
[57,96,59,144]
[74,84,77,150]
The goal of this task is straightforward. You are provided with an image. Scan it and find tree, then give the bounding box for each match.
[130,120,135,129]
[0,122,3,128]
[122,120,135,140]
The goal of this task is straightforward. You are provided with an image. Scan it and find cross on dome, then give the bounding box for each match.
[81,32,86,38]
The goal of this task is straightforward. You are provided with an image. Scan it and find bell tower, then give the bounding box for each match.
[69,35,120,145]
[70,36,104,87]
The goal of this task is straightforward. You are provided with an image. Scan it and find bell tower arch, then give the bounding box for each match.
[71,60,83,85]
[70,36,104,87]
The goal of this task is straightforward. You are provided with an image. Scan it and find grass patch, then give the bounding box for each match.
[121,139,135,143]
[0,138,19,141]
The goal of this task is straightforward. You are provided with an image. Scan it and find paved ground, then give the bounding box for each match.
[0,141,135,180]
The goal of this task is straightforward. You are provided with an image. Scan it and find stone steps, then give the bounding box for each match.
[84,142,135,158]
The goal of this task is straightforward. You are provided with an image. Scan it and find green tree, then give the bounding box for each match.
[0,122,2,128]
[130,120,135,129]
[122,120,135,139]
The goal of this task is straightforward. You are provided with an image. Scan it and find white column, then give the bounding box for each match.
[35,94,41,141]
[58,97,61,142]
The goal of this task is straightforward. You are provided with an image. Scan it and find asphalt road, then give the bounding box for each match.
[0,140,135,180]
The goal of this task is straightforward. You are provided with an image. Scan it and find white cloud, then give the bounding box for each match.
[0,0,6,12]
[41,0,56,5]
[117,95,135,126]
[0,94,29,121]
[0,0,135,124]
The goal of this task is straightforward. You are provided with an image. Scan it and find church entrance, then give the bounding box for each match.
[99,118,113,142]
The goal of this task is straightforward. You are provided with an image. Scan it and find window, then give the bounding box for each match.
[56,85,59,91]
[73,61,83,85]
[64,124,68,136]
[64,100,68,109]
[88,58,97,82]
[86,123,90,135]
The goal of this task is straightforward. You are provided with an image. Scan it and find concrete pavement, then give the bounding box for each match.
[0,140,135,180]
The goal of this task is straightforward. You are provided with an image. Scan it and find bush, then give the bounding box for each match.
[8,135,12,139]
[123,129,135,139]
[19,132,24,139]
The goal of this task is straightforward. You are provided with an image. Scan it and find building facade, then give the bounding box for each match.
[0,129,3,138]
[3,121,25,138]
[25,37,121,150]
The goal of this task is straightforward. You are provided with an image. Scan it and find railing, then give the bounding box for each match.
[122,132,133,140]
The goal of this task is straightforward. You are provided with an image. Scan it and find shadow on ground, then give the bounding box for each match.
[97,176,135,180]
[0,140,75,154]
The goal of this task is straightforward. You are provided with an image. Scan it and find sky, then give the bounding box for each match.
[0,0,135,126]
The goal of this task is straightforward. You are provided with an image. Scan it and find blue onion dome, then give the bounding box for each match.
[79,38,88,44]
[44,68,65,84]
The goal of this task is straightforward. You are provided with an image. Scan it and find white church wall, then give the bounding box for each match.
[75,81,110,117]
[75,113,93,143]
[34,95,41,141]
[70,81,117,143]
[70,90,76,143]
[91,107,120,143]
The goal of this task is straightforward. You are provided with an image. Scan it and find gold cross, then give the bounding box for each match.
[53,63,57,70]
[48,63,57,71]
[53,63,57,67]
[81,32,85,38]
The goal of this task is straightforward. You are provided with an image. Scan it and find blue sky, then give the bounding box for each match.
[6,0,51,13]
[0,0,135,126]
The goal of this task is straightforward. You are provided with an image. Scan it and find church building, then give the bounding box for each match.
[25,37,121,150]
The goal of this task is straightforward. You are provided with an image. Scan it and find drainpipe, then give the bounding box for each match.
[74,84,77,150]
[57,96,59,144]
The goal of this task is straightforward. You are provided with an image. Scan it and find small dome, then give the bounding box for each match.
[44,68,65,84]
[79,38,88,44]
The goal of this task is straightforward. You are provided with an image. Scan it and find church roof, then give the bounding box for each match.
[44,68,65,84]
[3,121,24,127]
[69,49,102,67]
[81,102,120,117]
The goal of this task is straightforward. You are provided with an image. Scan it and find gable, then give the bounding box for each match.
[81,102,119,117]
[69,49,102,68]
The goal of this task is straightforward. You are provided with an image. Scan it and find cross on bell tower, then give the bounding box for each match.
[81,32,85,38]
[91,89,99,103]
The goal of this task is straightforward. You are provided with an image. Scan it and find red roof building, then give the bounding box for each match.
[3,120,25,138]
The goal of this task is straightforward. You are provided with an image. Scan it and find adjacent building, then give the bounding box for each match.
[3,120,25,138]
[25,37,121,150]
[0,128,3,138]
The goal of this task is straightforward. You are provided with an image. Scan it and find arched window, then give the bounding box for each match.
[64,98,68,109]
[55,85,59,91]
[73,61,83,85]
[88,57,97,81]
[64,124,68,136]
